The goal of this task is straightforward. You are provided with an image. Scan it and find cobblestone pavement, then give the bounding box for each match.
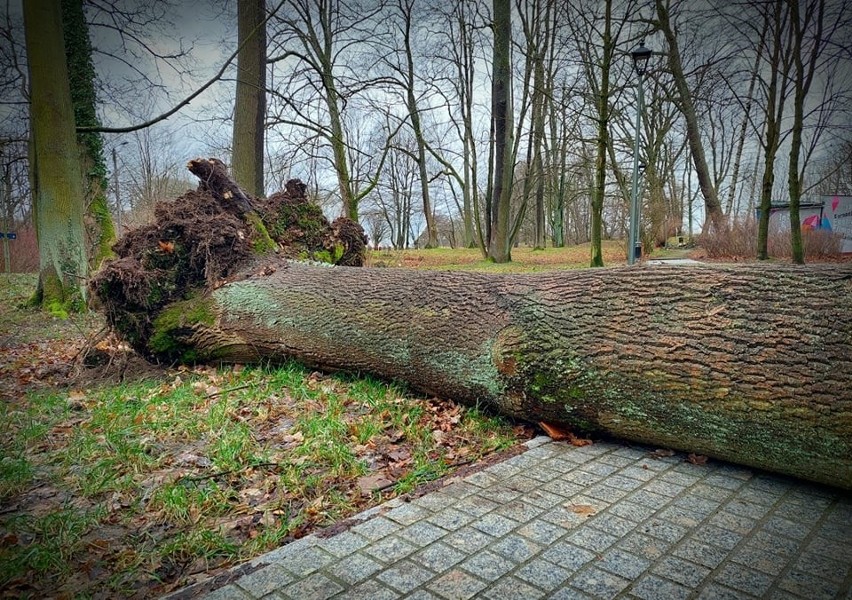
[168,438,852,600]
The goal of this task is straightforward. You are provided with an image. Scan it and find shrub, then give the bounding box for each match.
[698,220,842,260]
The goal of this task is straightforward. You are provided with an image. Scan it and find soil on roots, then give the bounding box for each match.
[89,167,367,362]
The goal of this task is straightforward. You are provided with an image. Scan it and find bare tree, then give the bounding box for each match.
[427,0,487,251]
[367,126,419,249]
[653,0,726,232]
[514,0,556,250]
[785,0,846,263]
[375,0,440,247]
[267,0,393,220]
[232,0,267,196]
[564,0,637,266]
[122,128,193,227]
[488,0,514,262]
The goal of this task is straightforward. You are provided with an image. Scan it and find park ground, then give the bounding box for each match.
[1,239,844,599]
[1,242,633,599]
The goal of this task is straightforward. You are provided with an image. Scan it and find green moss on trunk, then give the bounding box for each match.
[89,190,116,266]
[149,296,216,362]
[246,212,276,253]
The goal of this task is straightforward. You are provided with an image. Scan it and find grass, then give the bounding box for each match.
[0,273,101,347]
[0,272,530,599]
[367,240,628,272]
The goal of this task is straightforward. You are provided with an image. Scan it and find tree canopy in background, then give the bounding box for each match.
[2,0,851,278]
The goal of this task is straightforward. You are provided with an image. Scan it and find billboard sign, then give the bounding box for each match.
[825,195,852,254]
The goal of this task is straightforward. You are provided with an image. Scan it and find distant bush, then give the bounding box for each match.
[699,220,842,260]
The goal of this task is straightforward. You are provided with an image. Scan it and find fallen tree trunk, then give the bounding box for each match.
[153,260,852,489]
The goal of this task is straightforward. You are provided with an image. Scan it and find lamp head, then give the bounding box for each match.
[631,41,653,76]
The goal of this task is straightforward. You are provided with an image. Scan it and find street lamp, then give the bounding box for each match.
[628,41,653,265]
[112,141,129,231]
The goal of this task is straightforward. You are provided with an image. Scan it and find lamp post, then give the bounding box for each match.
[112,141,129,231]
[628,40,652,265]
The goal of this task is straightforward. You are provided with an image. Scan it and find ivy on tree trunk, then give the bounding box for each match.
[61,0,116,268]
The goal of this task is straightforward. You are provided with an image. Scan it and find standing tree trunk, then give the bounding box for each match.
[488,0,514,263]
[589,0,613,267]
[25,0,88,310]
[655,0,725,233]
[757,0,792,260]
[232,0,267,197]
[397,0,437,249]
[786,0,825,265]
[61,0,116,268]
[138,261,852,490]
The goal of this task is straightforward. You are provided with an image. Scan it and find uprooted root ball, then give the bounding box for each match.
[90,167,368,362]
[90,189,254,357]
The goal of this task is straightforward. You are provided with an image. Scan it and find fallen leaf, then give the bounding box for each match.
[356,473,394,495]
[687,453,708,465]
[648,448,675,459]
[538,422,592,446]
[281,432,304,448]
[174,452,212,468]
[567,434,593,447]
[387,463,408,478]
[87,538,111,552]
[386,447,411,462]
[67,390,87,410]
[568,504,597,516]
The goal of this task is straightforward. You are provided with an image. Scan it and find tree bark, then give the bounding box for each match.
[25,0,89,309]
[62,0,116,268]
[232,0,267,197]
[154,261,852,489]
[488,0,514,263]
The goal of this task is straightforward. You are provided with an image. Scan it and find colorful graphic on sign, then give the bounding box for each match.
[826,195,852,253]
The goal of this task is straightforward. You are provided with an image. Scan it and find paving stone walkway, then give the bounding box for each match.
[167,437,852,600]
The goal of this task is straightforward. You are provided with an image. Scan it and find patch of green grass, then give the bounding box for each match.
[0,454,34,497]
[0,393,69,498]
[208,422,258,472]
[393,455,450,494]
[0,274,103,346]
[159,527,238,566]
[149,480,234,525]
[0,360,527,597]
[0,505,105,586]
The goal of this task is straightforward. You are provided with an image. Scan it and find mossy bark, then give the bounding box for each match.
[62,0,116,268]
[25,0,89,307]
[151,261,852,489]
